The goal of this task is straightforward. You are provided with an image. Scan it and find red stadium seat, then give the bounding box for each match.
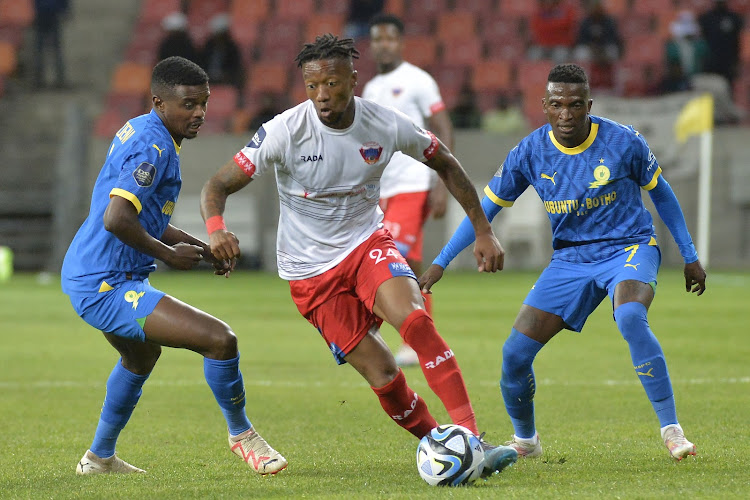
[318,0,349,15]
[516,60,554,88]
[138,0,182,25]
[0,26,24,49]
[500,1,537,19]
[207,84,239,118]
[0,0,33,27]
[601,0,629,16]
[383,0,405,17]
[435,11,478,43]
[257,19,302,62]
[0,40,16,76]
[231,0,271,23]
[453,0,498,16]
[304,14,346,42]
[405,0,448,20]
[472,59,514,93]
[105,92,149,118]
[402,15,434,36]
[440,38,482,67]
[623,35,664,66]
[741,30,750,62]
[619,15,656,39]
[94,109,129,139]
[230,17,261,49]
[275,0,315,21]
[633,0,676,15]
[401,35,439,69]
[110,62,152,96]
[245,61,290,97]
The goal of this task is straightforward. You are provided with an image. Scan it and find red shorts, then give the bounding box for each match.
[379,191,430,261]
[289,228,416,364]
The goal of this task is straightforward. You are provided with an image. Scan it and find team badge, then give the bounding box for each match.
[133,162,156,187]
[588,165,611,189]
[392,88,403,97]
[359,142,383,164]
[247,125,266,149]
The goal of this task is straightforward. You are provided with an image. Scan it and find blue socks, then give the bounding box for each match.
[204,354,252,436]
[500,328,544,439]
[90,360,149,459]
[614,301,677,427]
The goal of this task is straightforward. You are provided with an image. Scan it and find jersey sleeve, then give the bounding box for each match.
[484,145,530,208]
[415,73,446,118]
[629,127,662,190]
[233,116,287,179]
[392,108,439,162]
[110,138,164,214]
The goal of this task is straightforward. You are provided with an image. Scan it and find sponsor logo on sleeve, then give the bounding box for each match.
[132,162,156,187]
[247,126,266,149]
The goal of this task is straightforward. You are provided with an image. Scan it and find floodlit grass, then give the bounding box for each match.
[1,269,748,499]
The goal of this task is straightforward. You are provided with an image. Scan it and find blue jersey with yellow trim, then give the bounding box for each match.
[486,115,662,262]
[62,110,181,295]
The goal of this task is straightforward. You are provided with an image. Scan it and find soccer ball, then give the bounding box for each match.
[416,424,485,487]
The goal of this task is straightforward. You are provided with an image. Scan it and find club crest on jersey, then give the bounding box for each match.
[588,164,611,189]
[391,87,403,97]
[247,126,266,149]
[133,162,156,187]
[359,142,383,164]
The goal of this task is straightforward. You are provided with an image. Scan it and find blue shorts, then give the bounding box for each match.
[68,278,165,342]
[524,243,661,332]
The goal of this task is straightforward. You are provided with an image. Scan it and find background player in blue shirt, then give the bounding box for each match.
[420,64,707,461]
[61,57,286,475]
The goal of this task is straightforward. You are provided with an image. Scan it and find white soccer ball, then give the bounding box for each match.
[416,424,485,487]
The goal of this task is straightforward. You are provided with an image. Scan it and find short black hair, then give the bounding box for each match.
[151,56,208,96]
[368,13,404,34]
[295,33,360,68]
[548,63,589,86]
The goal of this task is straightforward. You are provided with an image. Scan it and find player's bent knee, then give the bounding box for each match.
[207,322,238,359]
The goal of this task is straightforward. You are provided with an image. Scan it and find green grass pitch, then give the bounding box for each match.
[1,269,748,498]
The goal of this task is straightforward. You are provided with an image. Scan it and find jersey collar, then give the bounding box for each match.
[548,121,599,155]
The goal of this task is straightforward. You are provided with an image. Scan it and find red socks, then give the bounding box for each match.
[400,309,479,435]
[372,369,437,438]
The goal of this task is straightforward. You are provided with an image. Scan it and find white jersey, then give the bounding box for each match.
[362,61,446,198]
[234,97,438,280]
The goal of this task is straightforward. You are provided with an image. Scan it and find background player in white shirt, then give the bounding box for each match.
[363,14,453,366]
[201,34,518,476]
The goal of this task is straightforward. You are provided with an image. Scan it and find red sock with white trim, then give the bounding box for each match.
[371,369,437,438]
[399,309,479,435]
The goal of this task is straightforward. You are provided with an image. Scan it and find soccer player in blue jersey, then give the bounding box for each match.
[61,56,287,476]
[420,64,707,461]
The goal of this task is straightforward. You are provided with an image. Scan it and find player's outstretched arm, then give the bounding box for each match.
[201,159,253,262]
[418,264,445,294]
[684,260,707,296]
[103,195,203,270]
[425,141,504,273]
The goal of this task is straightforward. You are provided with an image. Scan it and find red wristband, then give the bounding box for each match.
[205,215,227,235]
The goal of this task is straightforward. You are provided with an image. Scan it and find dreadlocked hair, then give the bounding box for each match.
[295,33,360,68]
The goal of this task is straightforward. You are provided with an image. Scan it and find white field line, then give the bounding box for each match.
[1,377,748,390]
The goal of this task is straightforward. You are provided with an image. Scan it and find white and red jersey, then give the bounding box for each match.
[362,61,446,198]
[233,97,438,280]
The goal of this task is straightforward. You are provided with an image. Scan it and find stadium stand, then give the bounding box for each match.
[73,0,748,135]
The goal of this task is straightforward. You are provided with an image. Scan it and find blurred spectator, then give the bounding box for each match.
[665,11,708,79]
[659,60,692,94]
[344,0,384,39]
[248,93,282,131]
[201,14,244,92]
[573,0,622,88]
[450,83,481,129]
[157,12,199,64]
[528,0,578,63]
[33,0,70,88]
[665,10,743,124]
[698,0,744,88]
[481,93,529,135]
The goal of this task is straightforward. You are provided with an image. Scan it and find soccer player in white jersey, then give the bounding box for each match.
[362,14,452,366]
[201,34,518,478]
